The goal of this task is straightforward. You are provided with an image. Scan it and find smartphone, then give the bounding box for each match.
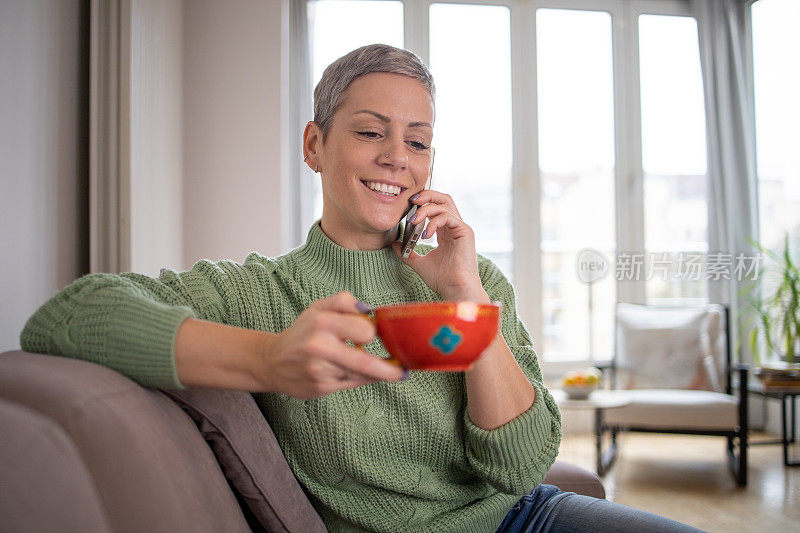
[400,148,434,259]
[401,205,425,259]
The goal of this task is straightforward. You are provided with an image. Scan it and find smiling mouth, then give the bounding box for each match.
[361,180,405,197]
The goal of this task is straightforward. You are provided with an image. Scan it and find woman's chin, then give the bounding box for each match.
[365,213,404,233]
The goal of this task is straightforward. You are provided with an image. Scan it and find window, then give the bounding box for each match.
[429,4,513,277]
[639,14,708,305]
[536,8,615,360]
[751,0,800,250]
[535,4,709,360]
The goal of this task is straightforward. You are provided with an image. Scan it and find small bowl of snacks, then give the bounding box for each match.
[561,368,602,400]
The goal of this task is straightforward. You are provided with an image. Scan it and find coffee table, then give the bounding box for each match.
[552,389,631,475]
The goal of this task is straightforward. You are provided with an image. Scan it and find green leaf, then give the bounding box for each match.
[749,327,760,366]
[783,234,796,271]
[742,233,800,364]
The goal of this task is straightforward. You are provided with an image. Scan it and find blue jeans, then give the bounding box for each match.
[496,484,706,533]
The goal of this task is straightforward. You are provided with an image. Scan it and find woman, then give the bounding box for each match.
[21,44,700,532]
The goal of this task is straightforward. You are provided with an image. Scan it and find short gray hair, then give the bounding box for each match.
[313,44,436,140]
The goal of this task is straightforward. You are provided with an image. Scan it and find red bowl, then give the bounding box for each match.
[374,301,502,371]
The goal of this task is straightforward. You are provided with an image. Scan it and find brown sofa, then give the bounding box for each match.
[0,350,604,532]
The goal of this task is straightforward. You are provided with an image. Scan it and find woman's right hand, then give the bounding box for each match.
[256,292,407,399]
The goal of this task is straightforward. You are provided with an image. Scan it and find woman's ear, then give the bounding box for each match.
[303,121,323,173]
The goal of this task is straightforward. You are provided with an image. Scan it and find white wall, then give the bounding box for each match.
[129,0,184,277]
[764,393,799,438]
[0,0,89,351]
[182,0,285,269]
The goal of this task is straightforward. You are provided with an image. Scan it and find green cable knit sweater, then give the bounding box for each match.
[20,221,561,533]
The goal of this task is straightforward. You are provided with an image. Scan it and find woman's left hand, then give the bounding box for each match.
[391,190,489,302]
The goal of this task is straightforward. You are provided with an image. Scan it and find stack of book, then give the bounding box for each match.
[755,362,800,390]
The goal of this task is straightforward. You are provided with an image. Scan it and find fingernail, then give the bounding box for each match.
[400,369,410,380]
[355,301,373,314]
[421,229,428,239]
[410,193,420,201]
[410,212,417,223]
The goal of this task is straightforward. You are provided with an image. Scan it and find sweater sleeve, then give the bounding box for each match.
[19,259,245,389]
[461,256,562,495]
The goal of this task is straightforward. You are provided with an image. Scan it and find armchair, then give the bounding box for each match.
[596,304,748,486]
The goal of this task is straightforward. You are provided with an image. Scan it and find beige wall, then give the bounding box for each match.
[0,0,90,351]
[0,0,287,351]
[182,0,285,269]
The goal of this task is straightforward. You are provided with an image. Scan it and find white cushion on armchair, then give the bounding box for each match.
[603,389,738,431]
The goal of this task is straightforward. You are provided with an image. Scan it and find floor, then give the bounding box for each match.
[557,432,800,532]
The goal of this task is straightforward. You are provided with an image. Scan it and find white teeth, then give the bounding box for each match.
[364,181,401,196]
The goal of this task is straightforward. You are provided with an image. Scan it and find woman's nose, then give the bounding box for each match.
[379,139,408,170]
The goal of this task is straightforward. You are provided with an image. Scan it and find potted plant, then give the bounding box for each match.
[741,235,800,388]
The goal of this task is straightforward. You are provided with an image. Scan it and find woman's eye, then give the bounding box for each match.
[408,141,430,151]
[357,131,381,139]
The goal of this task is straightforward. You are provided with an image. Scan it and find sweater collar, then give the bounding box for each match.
[292,221,420,295]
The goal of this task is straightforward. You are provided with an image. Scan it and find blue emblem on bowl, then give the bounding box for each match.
[430,325,463,355]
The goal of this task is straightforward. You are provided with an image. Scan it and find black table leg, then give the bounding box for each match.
[595,408,603,475]
[783,395,800,466]
[594,408,618,476]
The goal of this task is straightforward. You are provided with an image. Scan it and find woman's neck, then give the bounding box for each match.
[292,221,423,296]
[319,215,401,251]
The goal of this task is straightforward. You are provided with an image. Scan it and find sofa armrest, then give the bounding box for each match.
[0,397,112,532]
[0,350,251,533]
[543,461,606,499]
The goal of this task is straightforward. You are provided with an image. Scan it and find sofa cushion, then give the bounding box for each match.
[0,351,251,533]
[161,387,327,533]
[0,398,111,533]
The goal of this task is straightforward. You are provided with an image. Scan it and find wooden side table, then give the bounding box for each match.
[747,384,800,466]
[552,389,631,475]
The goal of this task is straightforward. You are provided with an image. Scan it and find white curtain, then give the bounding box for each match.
[692,0,759,363]
[286,0,315,247]
[90,0,131,274]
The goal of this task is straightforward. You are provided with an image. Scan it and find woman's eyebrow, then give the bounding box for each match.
[352,109,432,129]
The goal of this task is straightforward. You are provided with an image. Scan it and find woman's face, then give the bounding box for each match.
[305,72,435,247]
